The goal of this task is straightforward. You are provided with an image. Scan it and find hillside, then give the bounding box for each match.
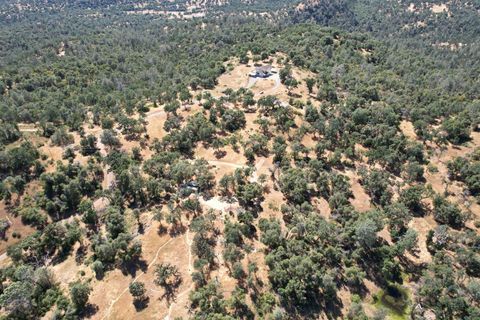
[0,1,479,320]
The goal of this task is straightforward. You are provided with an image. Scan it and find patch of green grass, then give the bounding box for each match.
[372,284,411,320]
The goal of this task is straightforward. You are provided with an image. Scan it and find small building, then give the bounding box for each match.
[180,180,199,195]
[187,181,199,190]
[252,65,273,78]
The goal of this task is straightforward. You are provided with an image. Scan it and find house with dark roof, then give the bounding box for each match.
[180,180,199,196]
[252,65,273,78]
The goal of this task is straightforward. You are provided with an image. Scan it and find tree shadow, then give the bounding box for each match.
[323,294,344,319]
[357,253,390,288]
[169,224,186,237]
[138,222,145,235]
[121,258,149,276]
[343,280,369,299]
[157,224,168,235]
[283,299,322,319]
[51,247,73,265]
[75,244,88,265]
[95,270,105,281]
[287,92,302,98]
[214,150,227,159]
[398,255,427,280]
[133,296,150,311]
[80,303,99,318]
[161,279,183,305]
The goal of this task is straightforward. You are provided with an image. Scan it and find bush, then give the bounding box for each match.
[50,128,74,146]
[69,281,91,311]
[433,196,465,228]
[221,109,246,132]
[129,282,146,299]
[441,115,471,144]
[19,207,47,228]
[91,260,104,279]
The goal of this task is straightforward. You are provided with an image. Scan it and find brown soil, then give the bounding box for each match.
[407,216,436,264]
[209,61,252,97]
[431,3,448,13]
[399,120,417,140]
[313,197,332,219]
[0,201,35,255]
[344,169,372,212]
[424,132,480,221]
[145,107,167,142]
[91,220,193,320]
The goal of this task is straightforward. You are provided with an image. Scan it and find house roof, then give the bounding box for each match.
[255,65,272,73]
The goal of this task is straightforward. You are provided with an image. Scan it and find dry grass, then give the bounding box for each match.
[90,220,193,320]
[313,197,332,219]
[431,3,448,13]
[399,120,417,140]
[344,169,372,212]
[210,55,317,106]
[209,61,252,97]
[424,132,480,222]
[407,216,436,264]
[0,201,35,256]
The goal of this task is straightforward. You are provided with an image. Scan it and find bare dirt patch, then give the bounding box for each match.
[91,221,193,320]
[407,216,436,264]
[209,62,252,97]
[145,106,167,142]
[250,78,277,95]
[126,10,205,19]
[344,169,372,212]
[18,123,39,132]
[433,42,466,51]
[431,3,448,13]
[195,144,245,165]
[40,145,64,164]
[399,120,417,140]
[57,42,65,57]
[0,201,35,255]
[313,197,331,219]
[259,185,285,223]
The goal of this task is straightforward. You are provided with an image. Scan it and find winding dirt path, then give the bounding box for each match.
[163,228,194,320]
[250,158,265,182]
[207,160,245,169]
[146,109,166,119]
[97,138,115,190]
[18,128,39,132]
[102,224,193,320]
[101,237,175,320]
